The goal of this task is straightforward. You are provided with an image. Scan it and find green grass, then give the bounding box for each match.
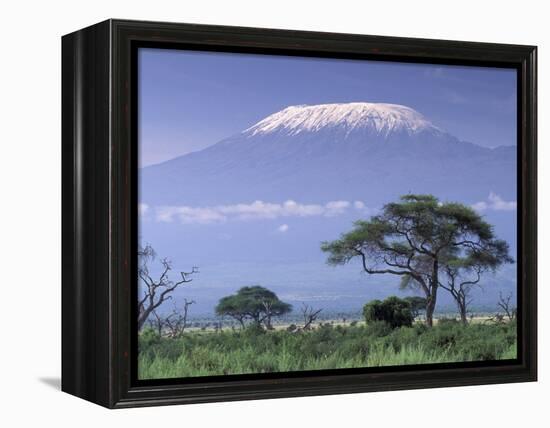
[138,319,517,380]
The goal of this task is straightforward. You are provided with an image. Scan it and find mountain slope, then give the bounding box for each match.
[140,102,516,207]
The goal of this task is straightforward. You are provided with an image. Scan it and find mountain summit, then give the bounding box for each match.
[243,102,444,139]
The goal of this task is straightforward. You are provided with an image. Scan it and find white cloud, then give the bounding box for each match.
[155,199,366,224]
[219,200,326,220]
[471,201,487,211]
[138,203,149,217]
[472,192,517,212]
[277,224,289,233]
[324,200,350,216]
[353,200,377,216]
[156,206,226,224]
[353,200,366,210]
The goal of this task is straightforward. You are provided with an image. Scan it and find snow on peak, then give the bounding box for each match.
[243,102,442,138]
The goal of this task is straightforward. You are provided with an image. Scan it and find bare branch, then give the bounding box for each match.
[497,291,516,321]
[299,303,323,331]
[137,244,198,330]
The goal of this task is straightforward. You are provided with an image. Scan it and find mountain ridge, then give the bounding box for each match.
[140,101,516,209]
[143,102,514,171]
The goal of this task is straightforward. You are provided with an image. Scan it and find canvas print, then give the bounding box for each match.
[137,48,518,380]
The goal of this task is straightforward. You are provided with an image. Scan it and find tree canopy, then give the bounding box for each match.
[321,194,512,326]
[215,286,292,329]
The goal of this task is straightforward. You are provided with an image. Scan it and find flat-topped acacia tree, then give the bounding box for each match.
[215,286,292,329]
[321,194,512,327]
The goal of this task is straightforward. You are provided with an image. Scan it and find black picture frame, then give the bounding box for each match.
[62,19,537,409]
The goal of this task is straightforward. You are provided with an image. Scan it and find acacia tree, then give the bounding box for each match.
[441,247,512,324]
[137,244,198,330]
[439,261,481,325]
[215,295,247,328]
[401,241,512,325]
[215,286,292,329]
[321,194,512,327]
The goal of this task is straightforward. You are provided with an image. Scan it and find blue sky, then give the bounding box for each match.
[138,48,517,167]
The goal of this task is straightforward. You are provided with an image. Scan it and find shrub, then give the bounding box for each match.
[364,320,392,338]
[138,328,161,358]
[244,322,266,336]
[363,296,414,329]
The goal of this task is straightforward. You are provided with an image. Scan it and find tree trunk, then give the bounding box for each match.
[426,260,439,327]
[426,297,435,327]
[138,307,154,331]
[459,301,468,325]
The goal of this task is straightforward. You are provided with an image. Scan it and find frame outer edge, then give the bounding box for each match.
[67,19,538,408]
[61,29,80,398]
[61,19,113,408]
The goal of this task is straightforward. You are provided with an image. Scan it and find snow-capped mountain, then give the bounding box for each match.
[243,102,445,139]
[141,102,515,207]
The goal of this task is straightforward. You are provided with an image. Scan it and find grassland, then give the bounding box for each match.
[138,319,517,380]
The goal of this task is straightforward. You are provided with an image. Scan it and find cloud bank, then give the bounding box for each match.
[152,199,371,224]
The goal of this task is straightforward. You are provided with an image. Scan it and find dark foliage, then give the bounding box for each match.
[363,296,414,329]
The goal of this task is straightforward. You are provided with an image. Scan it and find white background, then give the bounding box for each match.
[0,0,546,425]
